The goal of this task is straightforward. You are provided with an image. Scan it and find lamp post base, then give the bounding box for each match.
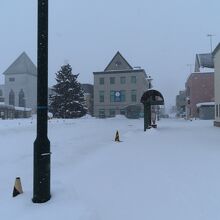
[33,136,51,203]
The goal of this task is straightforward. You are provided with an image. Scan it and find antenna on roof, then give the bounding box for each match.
[207,34,215,53]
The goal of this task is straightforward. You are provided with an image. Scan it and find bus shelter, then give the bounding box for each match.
[141,89,164,131]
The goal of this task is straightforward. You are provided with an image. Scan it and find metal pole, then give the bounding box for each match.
[32,0,51,203]
[207,34,215,53]
[144,104,151,131]
[144,104,147,131]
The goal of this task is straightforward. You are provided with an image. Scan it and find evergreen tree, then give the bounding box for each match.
[49,64,87,118]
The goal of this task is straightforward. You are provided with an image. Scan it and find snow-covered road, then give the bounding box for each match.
[1,117,220,220]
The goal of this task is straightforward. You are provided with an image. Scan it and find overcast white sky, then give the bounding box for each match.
[0,0,220,108]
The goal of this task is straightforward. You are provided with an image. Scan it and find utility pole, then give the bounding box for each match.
[32,0,51,203]
[207,34,215,53]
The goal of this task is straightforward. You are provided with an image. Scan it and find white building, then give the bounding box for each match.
[213,43,220,126]
[2,52,37,112]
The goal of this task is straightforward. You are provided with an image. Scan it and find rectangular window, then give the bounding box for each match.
[109,109,116,117]
[99,91,104,102]
[99,109,105,118]
[9,77,15,82]
[216,104,219,117]
[120,109,125,115]
[110,91,125,102]
[187,86,190,96]
[120,90,126,102]
[131,90,137,102]
[110,91,115,102]
[219,104,220,117]
[110,77,115,84]
[99,77,104,85]
[131,76,136,84]
[120,77,126,84]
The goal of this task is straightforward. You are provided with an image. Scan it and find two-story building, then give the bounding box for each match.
[93,51,151,118]
[185,72,214,118]
[185,53,214,119]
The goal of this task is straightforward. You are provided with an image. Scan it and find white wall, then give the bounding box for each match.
[4,73,37,111]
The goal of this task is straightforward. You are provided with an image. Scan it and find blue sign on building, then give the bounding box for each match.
[114,91,121,102]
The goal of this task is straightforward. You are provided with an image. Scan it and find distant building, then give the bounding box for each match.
[176,90,186,117]
[2,52,37,112]
[213,43,220,126]
[93,51,151,118]
[81,83,94,116]
[185,72,214,118]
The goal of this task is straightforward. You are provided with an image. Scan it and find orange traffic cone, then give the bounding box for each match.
[115,130,120,142]
[13,177,23,197]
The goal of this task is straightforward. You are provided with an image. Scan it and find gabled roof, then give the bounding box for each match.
[104,51,133,71]
[194,53,214,72]
[3,52,37,76]
[212,43,220,57]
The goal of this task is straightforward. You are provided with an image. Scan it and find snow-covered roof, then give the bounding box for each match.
[194,53,214,72]
[14,106,32,111]
[196,102,215,107]
[3,52,37,76]
[104,51,133,71]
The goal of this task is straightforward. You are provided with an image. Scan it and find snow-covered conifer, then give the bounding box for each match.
[49,64,87,118]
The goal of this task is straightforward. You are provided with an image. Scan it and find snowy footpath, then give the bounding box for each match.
[0,116,220,220]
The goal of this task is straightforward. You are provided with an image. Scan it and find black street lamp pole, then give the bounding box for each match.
[32,0,51,203]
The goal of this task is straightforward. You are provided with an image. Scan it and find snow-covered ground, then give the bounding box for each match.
[1,116,220,220]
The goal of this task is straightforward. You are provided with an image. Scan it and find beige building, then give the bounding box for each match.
[213,43,220,126]
[93,51,151,117]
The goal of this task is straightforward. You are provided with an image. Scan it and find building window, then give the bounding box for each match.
[9,77,15,82]
[120,77,126,84]
[131,90,137,102]
[187,86,190,96]
[19,89,25,107]
[120,109,125,115]
[219,104,220,117]
[99,109,105,118]
[115,61,121,67]
[9,89,15,106]
[131,76,136,84]
[109,109,116,117]
[0,89,2,96]
[216,104,219,117]
[110,90,115,102]
[120,90,126,102]
[110,90,125,102]
[110,77,115,84]
[99,77,104,85]
[99,91,104,102]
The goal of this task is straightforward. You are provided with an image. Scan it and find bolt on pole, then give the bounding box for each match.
[32,0,51,203]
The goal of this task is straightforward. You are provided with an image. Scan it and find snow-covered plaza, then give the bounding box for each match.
[1,116,220,220]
